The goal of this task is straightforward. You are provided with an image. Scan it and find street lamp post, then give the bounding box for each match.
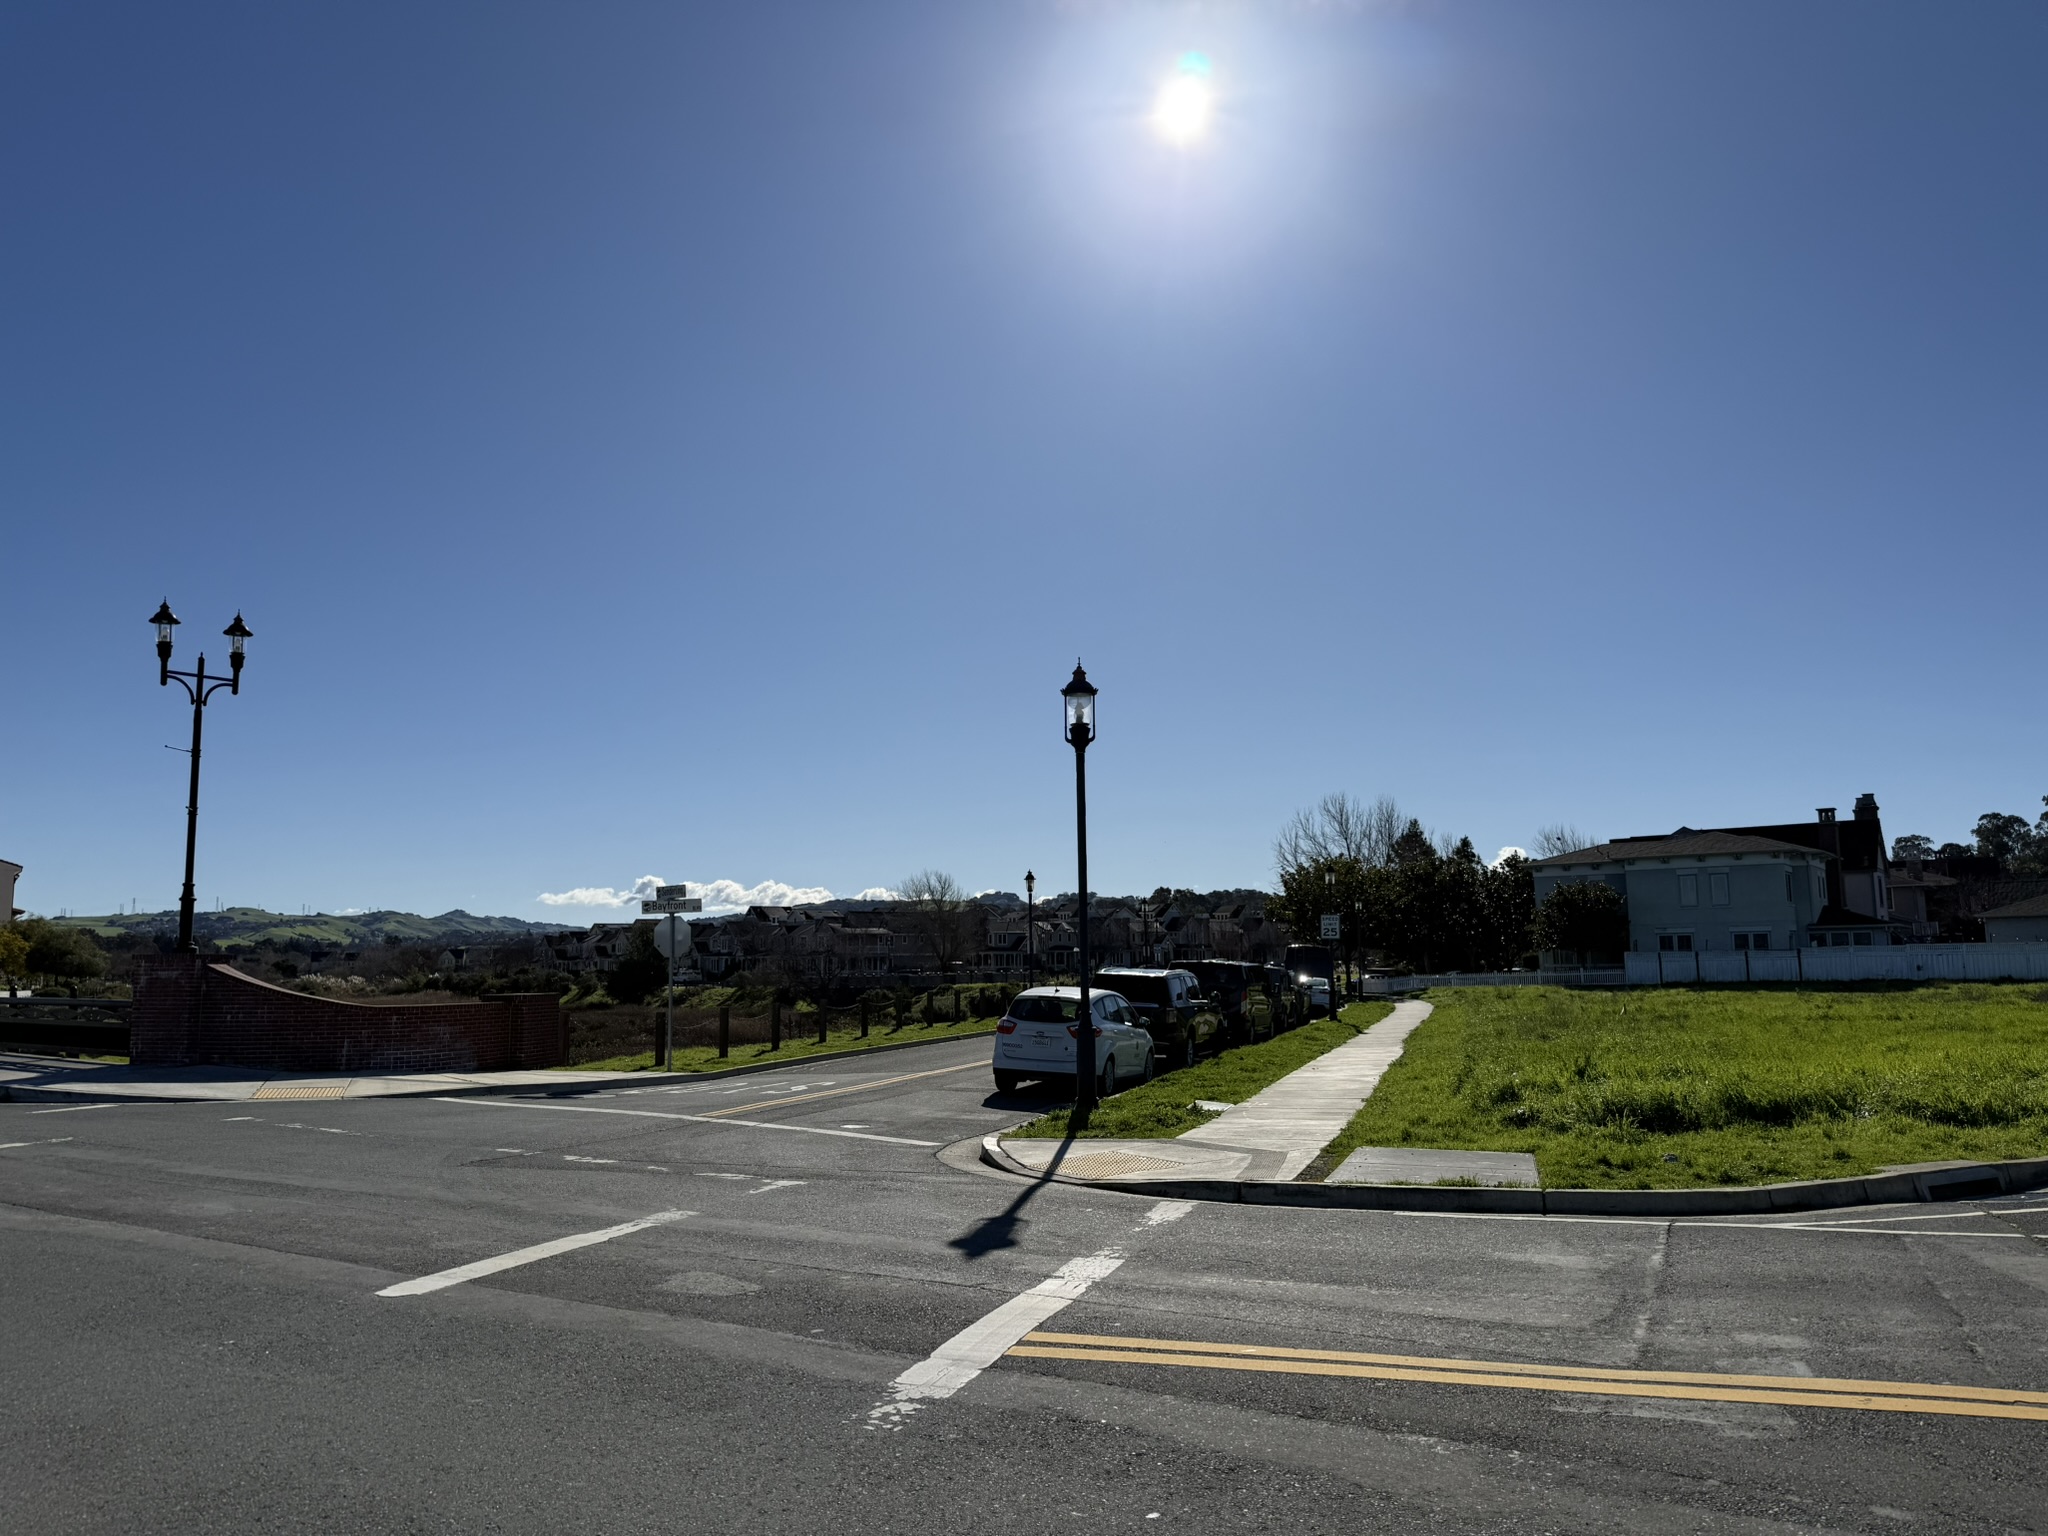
[1062,664,1098,1115]
[1025,869,1036,988]
[151,602,253,954]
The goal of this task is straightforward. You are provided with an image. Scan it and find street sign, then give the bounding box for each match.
[1320,913,1341,941]
[642,896,701,914]
[652,921,694,959]
[655,885,691,901]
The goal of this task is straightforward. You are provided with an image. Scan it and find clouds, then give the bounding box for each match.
[535,876,893,915]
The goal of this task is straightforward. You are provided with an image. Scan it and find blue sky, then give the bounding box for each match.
[5,2,2044,921]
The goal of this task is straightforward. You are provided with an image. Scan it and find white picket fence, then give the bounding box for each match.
[1624,944,2048,987]
[1354,945,2048,994]
[1360,968,1625,995]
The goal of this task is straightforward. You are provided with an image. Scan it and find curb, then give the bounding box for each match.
[0,1028,998,1105]
[978,1136,2048,1216]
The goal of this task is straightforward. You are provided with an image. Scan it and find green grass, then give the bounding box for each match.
[567,1013,999,1073]
[1005,1002,1395,1141]
[1314,984,2048,1189]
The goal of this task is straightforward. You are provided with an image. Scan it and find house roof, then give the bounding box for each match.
[1533,831,1830,866]
[1808,904,1892,929]
[1979,894,2048,920]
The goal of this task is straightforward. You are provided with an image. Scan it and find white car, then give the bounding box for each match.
[993,986,1155,1097]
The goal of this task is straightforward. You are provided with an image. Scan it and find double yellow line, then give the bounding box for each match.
[1008,1332,2048,1423]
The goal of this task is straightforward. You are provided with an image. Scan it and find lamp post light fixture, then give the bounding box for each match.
[1025,869,1036,988]
[152,602,253,953]
[1061,662,1098,1115]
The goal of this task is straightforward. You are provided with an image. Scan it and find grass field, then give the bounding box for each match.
[1315,984,2048,1189]
[568,1013,997,1073]
[1006,1002,1395,1141]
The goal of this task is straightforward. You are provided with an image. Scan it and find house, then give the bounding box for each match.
[1713,795,1893,923]
[1980,895,2048,943]
[1,858,20,923]
[1531,831,1835,955]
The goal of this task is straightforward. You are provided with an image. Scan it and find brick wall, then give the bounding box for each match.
[133,954,566,1073]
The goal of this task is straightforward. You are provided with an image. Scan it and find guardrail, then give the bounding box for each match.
[0,995,133,1056]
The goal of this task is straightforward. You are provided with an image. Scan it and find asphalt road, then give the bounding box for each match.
[6,1034,2048,1535]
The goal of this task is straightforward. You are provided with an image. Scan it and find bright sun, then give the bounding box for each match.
[1152,56,1213,147]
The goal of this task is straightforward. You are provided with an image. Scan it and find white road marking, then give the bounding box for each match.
[377,1209,693,1297]
[224,1116,260,1122]
[0,1137,76,1150]
[564,1154,671,1172]
[748,1179,806,1195]
[866,1250,1126,1430]
[695,1172,752,1181]
[436,1097,940,1147]
[1139,1200,1196,1228]
[1753,1220,2007,1236]
[29,1102,129,1114]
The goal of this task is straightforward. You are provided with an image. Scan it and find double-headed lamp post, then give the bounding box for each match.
[152,602,253,953]
[1062,663,1098,1115]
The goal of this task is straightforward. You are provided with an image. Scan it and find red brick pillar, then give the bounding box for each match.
[496,993,567,1069]
[132,952,207,1065]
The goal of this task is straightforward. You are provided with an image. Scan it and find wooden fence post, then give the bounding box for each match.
[718,1003,730,1059]
[770,993,782,1051]
[860,997,870,1038]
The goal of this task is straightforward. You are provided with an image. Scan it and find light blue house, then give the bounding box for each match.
[1531,831,1834,955]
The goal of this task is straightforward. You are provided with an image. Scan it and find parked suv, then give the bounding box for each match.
[1183,960,1286,1047]
[1095,967,1223,1070]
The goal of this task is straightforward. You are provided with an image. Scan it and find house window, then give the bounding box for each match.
[1853,931,1873,946]
[1658,934,1694,952]
[1677,874,1699,907]
[1709,873,1729,906]
[1785,871,1794,901]
[1733,932,1771,951]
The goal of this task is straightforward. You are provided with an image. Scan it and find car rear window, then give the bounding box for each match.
[1009,995,1081,1023]
[1105,976,1174,1007]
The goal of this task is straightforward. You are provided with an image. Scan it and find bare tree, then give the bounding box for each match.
[898,869,978,974]
[1274,793,1405,882]
[1533,824,1595,858]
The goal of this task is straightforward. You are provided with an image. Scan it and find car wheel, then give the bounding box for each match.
[1141,1048,1155,1083]
[993,1070,1020,1094]
[1099,1057,1117,1098]
[1179,1035,1196,1072]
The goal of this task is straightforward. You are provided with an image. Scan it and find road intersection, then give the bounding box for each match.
[7,1033,2047,1533]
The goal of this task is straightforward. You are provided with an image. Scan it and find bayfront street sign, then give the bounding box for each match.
[643,884,702,915]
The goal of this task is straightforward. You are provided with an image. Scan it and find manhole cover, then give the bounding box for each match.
[250,1084,349,1101]
[1052,1150,1187,1180]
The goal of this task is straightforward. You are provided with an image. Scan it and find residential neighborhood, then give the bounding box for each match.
[9,5,2048,1533]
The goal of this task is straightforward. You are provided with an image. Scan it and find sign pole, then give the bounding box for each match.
[641,884,702,1072]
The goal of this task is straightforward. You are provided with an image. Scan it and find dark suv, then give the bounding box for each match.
[1183,960,1293,1046]
[1094,967,1224,1070]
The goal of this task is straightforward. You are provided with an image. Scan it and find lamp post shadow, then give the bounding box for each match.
[947,1104,1093,1260]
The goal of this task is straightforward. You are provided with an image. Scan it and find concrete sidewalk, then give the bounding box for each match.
[0,1029,997,1104]
[996,999,1433,1184]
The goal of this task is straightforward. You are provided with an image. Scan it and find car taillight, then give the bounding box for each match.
[996,1019,1017,1034]
[1065,1023,1103,1037]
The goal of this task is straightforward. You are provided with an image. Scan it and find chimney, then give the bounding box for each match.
[1853,793,1880,822]
[1817,807,1837,823]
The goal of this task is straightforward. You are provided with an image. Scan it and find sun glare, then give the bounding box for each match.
[1152,54,1213,147]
